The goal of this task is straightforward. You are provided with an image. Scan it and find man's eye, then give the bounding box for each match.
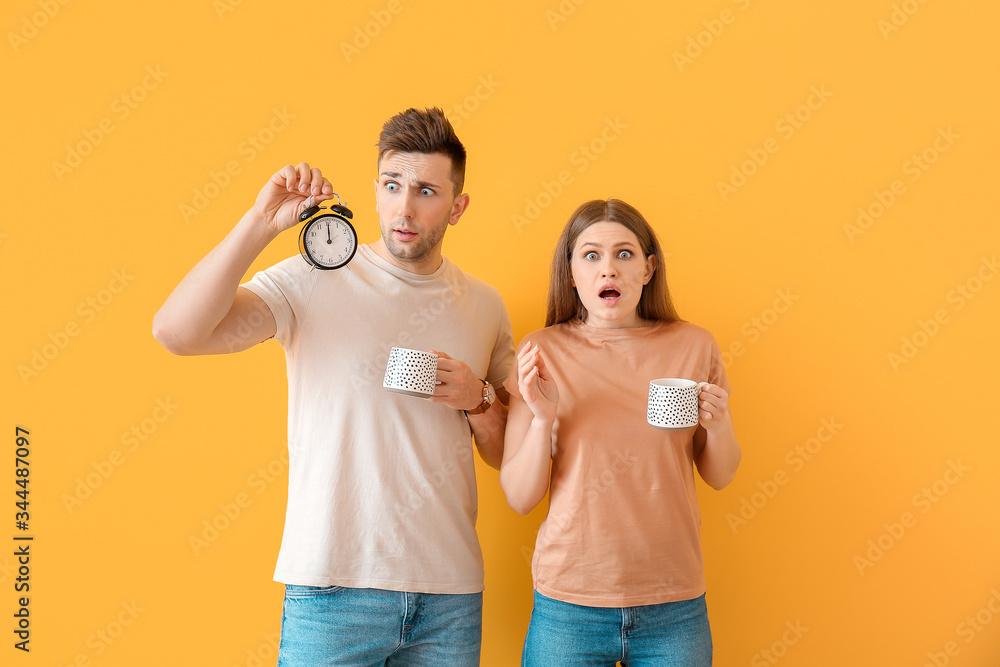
[421,188,433,196]
[386,182,398,192]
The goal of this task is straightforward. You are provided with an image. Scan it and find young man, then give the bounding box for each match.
[153,107,513,666]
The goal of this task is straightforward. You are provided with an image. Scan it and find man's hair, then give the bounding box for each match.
[546,199,682,327]
[376,107,467,196]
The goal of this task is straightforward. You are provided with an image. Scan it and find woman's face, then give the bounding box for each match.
[570,221,657,329]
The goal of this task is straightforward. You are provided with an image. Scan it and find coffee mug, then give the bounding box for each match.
[647,378,707,429]
[383,347,439,398]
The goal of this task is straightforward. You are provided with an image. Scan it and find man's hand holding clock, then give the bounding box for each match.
[251,162,335,237]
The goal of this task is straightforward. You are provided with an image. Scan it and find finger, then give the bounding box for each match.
[701,384,727,400]
[432,357,454,372]
[518,356,538,385]
[520,366,539,400]
[517,347,539,375]
[429,349,452,360]
[519,352,540,382]
[294,162,312,192]
[275,164,298,190]
[698,395,724,413]
[309,167,325,194]
[532,347,550,378]
[697,383,719,398]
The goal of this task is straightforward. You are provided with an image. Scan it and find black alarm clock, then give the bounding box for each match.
[297,193,357,270]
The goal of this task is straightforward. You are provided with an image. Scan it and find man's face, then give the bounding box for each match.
[374,151,468,273]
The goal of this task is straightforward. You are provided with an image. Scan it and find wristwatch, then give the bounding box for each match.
[465,379,496,415]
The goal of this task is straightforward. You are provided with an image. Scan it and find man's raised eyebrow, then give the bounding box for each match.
[379,171,441,190]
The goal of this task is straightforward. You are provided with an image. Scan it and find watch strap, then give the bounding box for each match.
[465,379,494,415]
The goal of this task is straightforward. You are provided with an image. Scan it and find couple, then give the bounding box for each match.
[153,107,741,666]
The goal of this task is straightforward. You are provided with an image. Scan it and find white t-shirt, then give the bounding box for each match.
[242,245,514,593]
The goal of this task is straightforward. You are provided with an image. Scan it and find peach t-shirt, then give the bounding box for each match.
[505,319,730,607]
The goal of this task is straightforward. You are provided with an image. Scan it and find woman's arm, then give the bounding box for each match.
[499,342,559,515]
[692,384,742,489]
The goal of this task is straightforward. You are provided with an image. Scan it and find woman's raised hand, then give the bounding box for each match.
[517,341,559,424]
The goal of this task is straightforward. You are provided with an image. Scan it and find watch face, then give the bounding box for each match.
[485,383,496,403]
[299,214,358,270]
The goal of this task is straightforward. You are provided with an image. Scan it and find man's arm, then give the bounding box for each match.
[152,163,333,355]
[467,386,509,470]
[428,351,509,470]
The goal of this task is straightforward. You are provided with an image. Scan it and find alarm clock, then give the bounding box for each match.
[297,193,357,270]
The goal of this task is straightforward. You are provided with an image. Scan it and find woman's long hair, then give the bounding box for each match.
[546,199,681,327]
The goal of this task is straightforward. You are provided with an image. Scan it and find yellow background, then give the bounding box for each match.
[3,0,999,665]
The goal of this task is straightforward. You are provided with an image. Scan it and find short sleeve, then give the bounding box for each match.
[484,294,516,390]
[241,255,314,344]
[707,334,731,396]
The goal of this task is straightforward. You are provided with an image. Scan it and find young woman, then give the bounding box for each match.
[500,199,741,666]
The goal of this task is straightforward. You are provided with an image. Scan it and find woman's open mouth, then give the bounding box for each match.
[599,288,621,302]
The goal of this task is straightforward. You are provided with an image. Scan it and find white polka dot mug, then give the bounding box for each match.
[647,378,708,430]
[383,347,439,398]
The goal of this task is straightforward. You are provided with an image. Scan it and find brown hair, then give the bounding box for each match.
[546,199,681,327]
[376,107,467,196]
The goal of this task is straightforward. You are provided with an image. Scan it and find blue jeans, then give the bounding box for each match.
[277,585,482,667]
[522,590,712,667]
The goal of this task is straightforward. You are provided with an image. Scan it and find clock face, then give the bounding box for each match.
[300,215,357,269]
